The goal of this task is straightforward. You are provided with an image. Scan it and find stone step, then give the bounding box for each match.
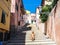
[7,41,56,45]
[7,24,56,45]
[7,39,56,43]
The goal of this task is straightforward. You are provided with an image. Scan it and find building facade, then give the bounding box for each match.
[0,0,25,41]
[0,0,11,41]
[10,0,25,31]
[45,0,53,5]
[41,0,53,6]
[41,0,60,45]
[46,0,60,45]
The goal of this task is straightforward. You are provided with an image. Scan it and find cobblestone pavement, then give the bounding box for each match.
[6,23,56,45]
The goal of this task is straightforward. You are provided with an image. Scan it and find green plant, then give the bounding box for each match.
[42,6,49,12]
[40,0,59,23]
[40,13,48,23]
[42,5,52,12]
[46,5,52,12]
[52,0,59,8]
[40,5,51,23]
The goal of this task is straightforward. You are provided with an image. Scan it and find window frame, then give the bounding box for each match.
[1,10,6,24]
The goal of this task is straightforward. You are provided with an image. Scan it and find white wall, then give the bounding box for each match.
[39,23,45,34]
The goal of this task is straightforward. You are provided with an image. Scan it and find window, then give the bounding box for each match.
[18,21,20,25]
[6,0,8,1]
[18,0,20,3]
[22,16,23,19]
[15,3,18,11]
[1,10,6,24]
[46,0,52,2]
[20,6,23,8]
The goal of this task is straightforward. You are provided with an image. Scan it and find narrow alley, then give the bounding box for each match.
[6,23,56,45]
[0,0,60,45]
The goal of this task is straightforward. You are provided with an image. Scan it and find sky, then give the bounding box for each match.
[23,0,42,13]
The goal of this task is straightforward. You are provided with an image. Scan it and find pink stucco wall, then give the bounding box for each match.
[46,0,60,45]
[54,0,60,45]
[10,0,25,29]
[10,0,18,28]
[46,6,55,40]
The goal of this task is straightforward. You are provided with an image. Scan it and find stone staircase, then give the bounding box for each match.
[7,38,56,45]
[6,24,56,45]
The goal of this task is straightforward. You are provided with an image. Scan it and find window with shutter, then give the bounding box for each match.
[1,10,6,24]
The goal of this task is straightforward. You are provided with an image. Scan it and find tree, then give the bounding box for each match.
[52,0,59,8]
[40,5,52,23]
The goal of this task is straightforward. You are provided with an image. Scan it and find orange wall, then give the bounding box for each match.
[0,0,11,32]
